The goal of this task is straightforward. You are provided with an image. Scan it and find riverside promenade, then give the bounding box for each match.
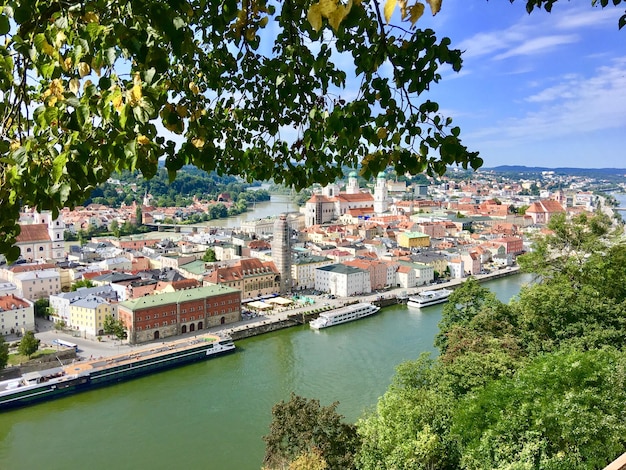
[32,266,522,361]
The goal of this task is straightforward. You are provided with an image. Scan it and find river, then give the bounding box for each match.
[202,194,301,228]
[0,274,531,470]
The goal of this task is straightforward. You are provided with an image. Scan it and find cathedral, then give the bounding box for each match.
[304,171,390,227]
[15,209,66,262]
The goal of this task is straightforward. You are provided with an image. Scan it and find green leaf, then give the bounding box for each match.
[52,153,67,182]
[40,61,56,78]
[120,103,130,129]
[99,76,112,90]
[105,47,117,65]
[43,106,59,126]
[0,14,10,35]
[76,104,89,127]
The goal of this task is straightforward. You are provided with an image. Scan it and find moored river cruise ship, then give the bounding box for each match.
[407,288,453,308]
[0,334,235,410]
[309,302,381,330]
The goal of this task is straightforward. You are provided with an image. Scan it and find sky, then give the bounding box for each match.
[400,1,626,169]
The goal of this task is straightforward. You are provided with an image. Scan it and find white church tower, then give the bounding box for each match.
[374,171,389,214]
[346,171,360,194]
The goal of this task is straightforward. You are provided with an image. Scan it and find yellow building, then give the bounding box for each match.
[397,231,430,249]
[69,296,115,337]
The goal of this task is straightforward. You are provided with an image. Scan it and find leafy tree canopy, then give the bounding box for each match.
[18,330,40,358]
[103,315,127,340]
[0,336,8,369]
[0,0,623,264]
[453,348,626,470]
[263,392,360,470]
[71,279,95,291]
[202,248,217,262]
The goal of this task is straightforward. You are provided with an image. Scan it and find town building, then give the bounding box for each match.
[272,214,292,293]
[118,285,241,344]
[395,265,416,289]
[397,231,431,250]
[16,210,65,262]
[49,285,119,326]
[525,200,565,225]
[0,294,34,336]
[69,295,117,338]
[304,172,393,226]
[13,269,62,301]
[314,264,371,297]
[204,258,281,300]
[344,258,394,291]
[291,254,333,290]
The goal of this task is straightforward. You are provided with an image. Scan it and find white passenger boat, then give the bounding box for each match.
[309,303,381,330]
[407,288,453,308]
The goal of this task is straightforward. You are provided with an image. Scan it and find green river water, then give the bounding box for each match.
[0,274,531,470]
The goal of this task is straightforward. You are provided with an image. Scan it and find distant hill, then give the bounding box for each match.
[483,166,626,178]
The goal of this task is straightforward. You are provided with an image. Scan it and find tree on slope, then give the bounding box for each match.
[453,348,626,470]
[263,393,359,470]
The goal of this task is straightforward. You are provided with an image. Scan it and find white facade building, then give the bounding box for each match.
[314,264,371,297]
[0,294,35,336]
[413,263,435,286]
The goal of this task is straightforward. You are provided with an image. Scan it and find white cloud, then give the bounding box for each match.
[553,8,616,30]
[470,57,626,145]
[493,34,579,60]
[457,5,615,63]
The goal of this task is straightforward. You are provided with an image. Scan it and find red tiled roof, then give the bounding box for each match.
[336,193,374,202]
[16,224,50,243]
[0,294,29,310]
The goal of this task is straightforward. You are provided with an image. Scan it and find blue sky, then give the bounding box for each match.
[406,1,626,169]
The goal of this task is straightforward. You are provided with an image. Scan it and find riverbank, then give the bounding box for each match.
[25,266,521,364]
[221,265,521,340]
